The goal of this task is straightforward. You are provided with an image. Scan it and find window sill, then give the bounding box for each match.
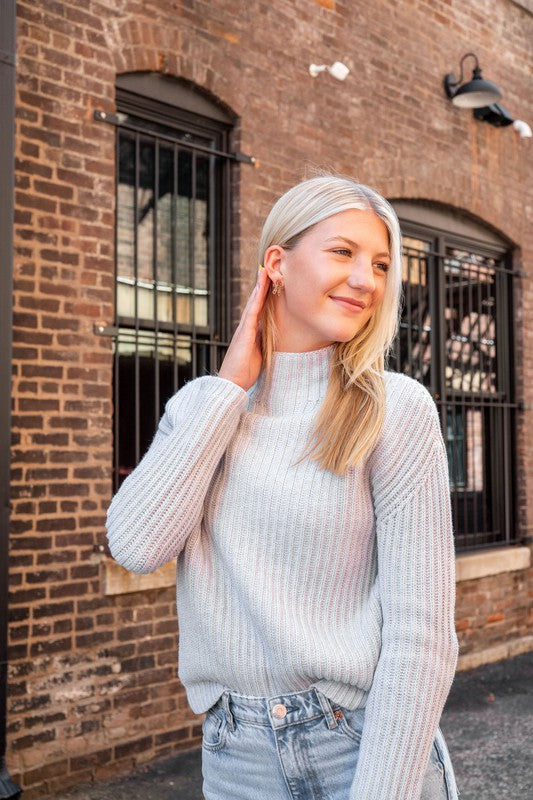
[104,559,176,595]
[456,546,530,583]
[103,546,531,595]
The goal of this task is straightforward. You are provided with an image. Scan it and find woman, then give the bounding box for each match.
[106,174,460,800]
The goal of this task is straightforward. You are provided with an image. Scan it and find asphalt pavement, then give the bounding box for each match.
[49,648,533,800]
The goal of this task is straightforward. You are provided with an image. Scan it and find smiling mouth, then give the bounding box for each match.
[329,296,367,311]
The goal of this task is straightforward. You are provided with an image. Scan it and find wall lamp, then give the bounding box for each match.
[444,52,501,108]
[309,61,350,81]
[444,52,531,138]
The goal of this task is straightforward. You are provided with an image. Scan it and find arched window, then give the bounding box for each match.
[391,200,517,552]
[104,73,243,488]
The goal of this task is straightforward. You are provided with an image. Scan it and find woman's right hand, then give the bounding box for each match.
[217,267,271,391]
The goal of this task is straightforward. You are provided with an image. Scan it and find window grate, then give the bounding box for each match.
[389,234,517,551]
[100,97,239,490]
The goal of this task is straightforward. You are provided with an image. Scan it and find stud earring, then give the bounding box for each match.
[272,281,284,295]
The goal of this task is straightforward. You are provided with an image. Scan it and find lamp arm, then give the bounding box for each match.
[444,52,481,99]
[455,52,480,87]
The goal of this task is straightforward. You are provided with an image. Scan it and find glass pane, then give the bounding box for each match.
[116,128,213,329]
[117,134,135,280]
[137,140,155,282]
[444,248,498,393]
[447,402,495,543]
[446,406,484,492]
[194,155,210,327]
[176,152,192,306]
[157,144,174,286]
[465,408,484,493]
[174,151,210,327]
[446,407,465,489]
[402,237,429,285]
[117,134,156,320]
[396,238,432,386]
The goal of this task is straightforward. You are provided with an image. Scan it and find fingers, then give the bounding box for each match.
[243,267,269,316]
[251,268,270,318]
[254,266,270,302]
[236,268,271,340]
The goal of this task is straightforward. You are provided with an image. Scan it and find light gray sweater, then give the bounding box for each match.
[106,344,459,800]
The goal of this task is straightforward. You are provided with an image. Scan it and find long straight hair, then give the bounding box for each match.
[257,174,403,475]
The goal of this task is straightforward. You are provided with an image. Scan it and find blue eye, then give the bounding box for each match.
[331,248,390,272]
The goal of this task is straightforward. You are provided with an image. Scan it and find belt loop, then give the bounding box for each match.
[221,690,236,731]
[315,688,338,729]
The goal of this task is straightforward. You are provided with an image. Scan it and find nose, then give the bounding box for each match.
[346,256,376,293]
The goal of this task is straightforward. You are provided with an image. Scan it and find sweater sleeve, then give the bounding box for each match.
[349,376,459,800]
[105,375,248,574]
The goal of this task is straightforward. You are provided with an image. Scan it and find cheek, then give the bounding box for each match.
[286,274,326,308]
[371,283,387,309]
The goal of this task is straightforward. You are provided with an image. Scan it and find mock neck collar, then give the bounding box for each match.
[249,345,334,415]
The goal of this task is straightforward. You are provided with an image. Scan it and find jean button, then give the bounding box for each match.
[272,703,287,718]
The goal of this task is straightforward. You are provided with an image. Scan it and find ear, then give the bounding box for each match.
[263,245,286,283]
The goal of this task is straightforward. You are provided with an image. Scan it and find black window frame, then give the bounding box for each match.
[107,81,238,490]
[390,215,517,552]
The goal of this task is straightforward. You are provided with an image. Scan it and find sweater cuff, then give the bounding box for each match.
[165,374,248,424]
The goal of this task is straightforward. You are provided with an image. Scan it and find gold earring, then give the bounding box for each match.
[272,281,284,295]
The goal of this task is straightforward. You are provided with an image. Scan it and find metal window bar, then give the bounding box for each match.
[94,109,247,491]
[390,241,517,551]
[190,149,197,377]
[153,137,159,439]
[134,134,140,466]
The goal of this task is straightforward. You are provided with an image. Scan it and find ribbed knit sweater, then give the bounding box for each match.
[106,344,459,800]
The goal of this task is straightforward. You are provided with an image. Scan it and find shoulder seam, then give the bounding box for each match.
[375,442,442,521]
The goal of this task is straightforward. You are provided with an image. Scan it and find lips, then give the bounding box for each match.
[329,295,367,311]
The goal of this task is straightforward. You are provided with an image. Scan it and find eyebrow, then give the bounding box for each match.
[324,235,391,259]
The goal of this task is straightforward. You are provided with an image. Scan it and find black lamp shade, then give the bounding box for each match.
[452,77,502,108]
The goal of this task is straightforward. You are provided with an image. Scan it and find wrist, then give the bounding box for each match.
[216,369,249,392]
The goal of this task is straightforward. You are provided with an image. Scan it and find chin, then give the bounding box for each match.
[326,327,363,343]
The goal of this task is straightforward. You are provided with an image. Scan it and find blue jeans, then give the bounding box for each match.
[201,686,459,799]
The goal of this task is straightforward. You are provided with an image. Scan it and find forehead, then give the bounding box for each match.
[314,209,389,241]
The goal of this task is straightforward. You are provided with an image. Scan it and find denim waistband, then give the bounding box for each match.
[214,686,343,732]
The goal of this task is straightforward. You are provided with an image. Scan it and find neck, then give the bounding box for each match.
[251,344,334,415]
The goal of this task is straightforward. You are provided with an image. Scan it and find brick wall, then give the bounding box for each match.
[8,0,533,796]
[456,561,533,656]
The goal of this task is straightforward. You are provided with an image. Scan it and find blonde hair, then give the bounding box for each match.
[257,173,403,475]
